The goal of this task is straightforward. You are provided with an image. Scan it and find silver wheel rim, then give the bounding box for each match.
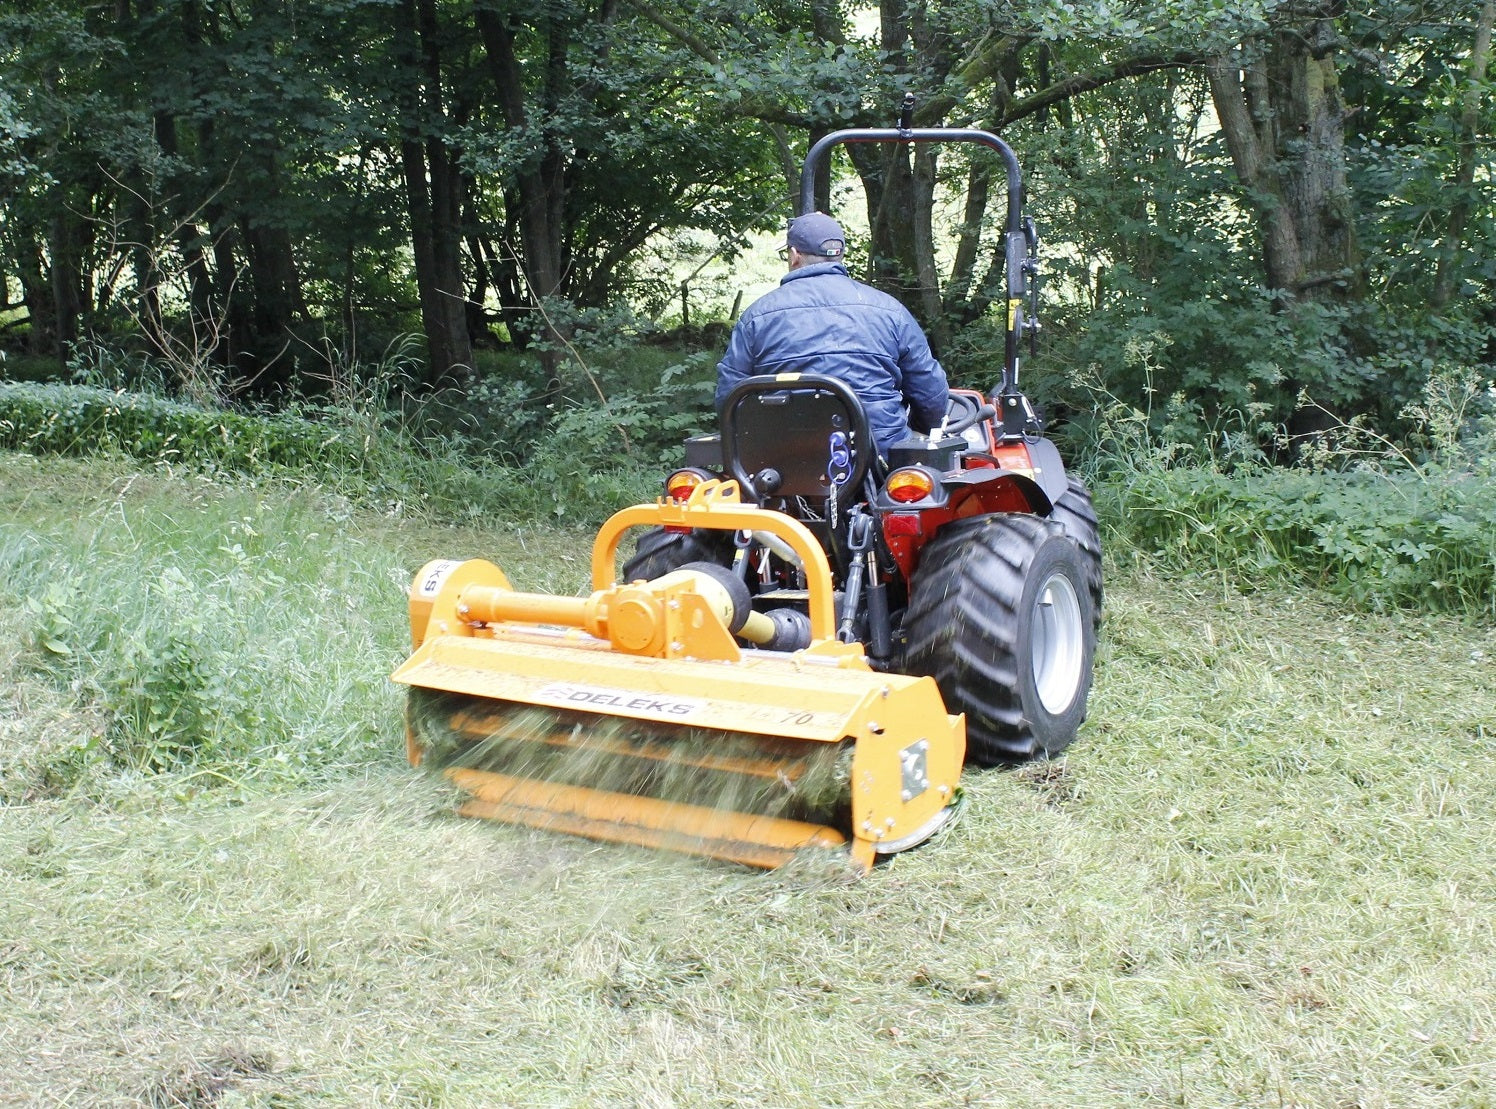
[1031,570,1084,715]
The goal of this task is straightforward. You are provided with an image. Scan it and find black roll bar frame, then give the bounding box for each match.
[793,95,1041,435]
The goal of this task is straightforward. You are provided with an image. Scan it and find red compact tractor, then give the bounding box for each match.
[624,108,1102,767]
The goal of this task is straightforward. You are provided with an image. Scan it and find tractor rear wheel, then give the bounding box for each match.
[901,514,1096,765]
[621,527,734,583]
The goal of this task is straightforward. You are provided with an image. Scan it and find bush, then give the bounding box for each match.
[103,616,279,774]
[0,377,685,531]
[0,382,370,473]
[1099,466,1496,616]
[1091,367,1496,618]
[1033,266,1495,456]
[538,355,716,467]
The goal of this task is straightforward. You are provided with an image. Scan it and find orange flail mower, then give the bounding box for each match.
[394,480,966,873]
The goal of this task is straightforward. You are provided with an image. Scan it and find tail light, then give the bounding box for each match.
[885,467,936,503]
[664,468,714,502]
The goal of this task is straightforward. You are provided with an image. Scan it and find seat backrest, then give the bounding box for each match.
[719,374,872,502]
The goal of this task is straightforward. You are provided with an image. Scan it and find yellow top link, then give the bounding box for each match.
[591,479,839,643]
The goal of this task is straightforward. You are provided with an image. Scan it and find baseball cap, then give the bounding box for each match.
[786,213,846,258]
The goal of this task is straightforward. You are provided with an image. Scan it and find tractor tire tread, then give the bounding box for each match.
[901,512,1096,766]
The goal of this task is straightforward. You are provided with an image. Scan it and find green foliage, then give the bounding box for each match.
[0,383,371,472]
[1020,70,1300,436]
[1100,466,1496,617]
[21,583,82,669]
[442,372,551,459]
[1343,8,1496,305]
[1040,296,1296,447]
[420,340,718,521]
[479,356,712,521]
[1041,252,1494,461]
[1059,330,1281,468]
[543,356,716,466]
[1019,18,1495,444]
[1087,364,1496,617]
[1023,0,1278,42]
[105,616,270,774]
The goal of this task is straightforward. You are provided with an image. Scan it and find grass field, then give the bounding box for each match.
[1,453,1493,1107]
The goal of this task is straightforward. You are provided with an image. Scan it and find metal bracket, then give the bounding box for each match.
[899,738,930,801]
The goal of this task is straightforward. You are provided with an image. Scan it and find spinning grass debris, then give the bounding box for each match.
[411,692,855,826]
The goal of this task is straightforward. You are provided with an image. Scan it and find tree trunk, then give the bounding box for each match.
[32,64,83,366]
[1432,0,1495,309]
[48,206,85,357]
[461,173,497,345]
[209,204,249,377]
[155,111,216,331]
[395,0,474,389]
[848,147,928,315]
[943,75,1021,333]
[909,146,944,349]
[18,245,58,361]
[943,160,992,326]
[129,204,167,364]
[474,2,570,386]
[1207,4,1363,304]
[490,201,530,343]
[1209,2,1368,438]
[239,214,302,398]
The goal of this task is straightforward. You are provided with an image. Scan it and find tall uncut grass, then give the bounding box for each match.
[1076,352,1496,619]
[1,450,1493,1106]
[0,453,597,802]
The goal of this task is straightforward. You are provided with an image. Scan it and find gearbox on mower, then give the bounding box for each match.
[393,108,1101,873]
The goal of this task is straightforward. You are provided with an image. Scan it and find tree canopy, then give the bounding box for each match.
[1,0,1490,439]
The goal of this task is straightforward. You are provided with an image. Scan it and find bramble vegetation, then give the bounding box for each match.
[1075,345,1496,618]
[0,381,369,472]
[4,328,1492,620]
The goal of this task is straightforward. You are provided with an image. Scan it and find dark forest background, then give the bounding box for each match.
[1,0,1491,453]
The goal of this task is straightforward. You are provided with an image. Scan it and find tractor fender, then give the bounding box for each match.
[939,468,1052,516]
[1016,437,1070,508]
[874,464,1051,517]
[877,436,1070,516]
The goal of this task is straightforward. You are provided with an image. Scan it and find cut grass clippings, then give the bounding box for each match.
[1,451,1494,1106]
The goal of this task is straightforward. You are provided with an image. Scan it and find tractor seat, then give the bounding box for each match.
[719,374,874,505]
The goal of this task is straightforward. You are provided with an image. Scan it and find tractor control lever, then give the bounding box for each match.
[898,93,915,133]
[1021,216,1042,357]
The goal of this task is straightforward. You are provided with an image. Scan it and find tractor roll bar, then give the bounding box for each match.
[799,129,1023,237]
[795,96,1041,424]
[799,120,1031,316]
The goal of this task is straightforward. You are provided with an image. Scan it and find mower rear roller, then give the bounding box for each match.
[408,687,856,868]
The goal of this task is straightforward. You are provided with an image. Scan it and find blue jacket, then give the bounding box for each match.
[715,263,949,458]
